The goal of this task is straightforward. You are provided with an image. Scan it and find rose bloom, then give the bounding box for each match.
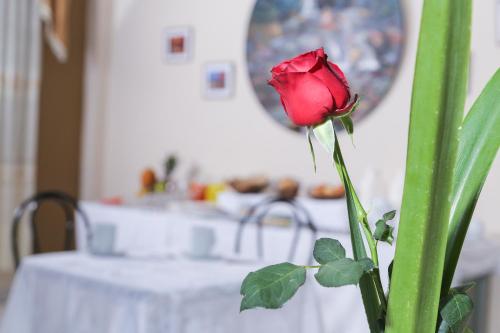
[268,48,358,127]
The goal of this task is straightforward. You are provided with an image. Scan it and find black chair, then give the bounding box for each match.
[234,196,318,264]
[11,191,92,269]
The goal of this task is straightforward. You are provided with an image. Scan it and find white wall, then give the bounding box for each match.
[82,0,500,234]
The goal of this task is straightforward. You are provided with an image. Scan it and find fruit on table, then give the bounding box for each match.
[100,196,123,205]
[189,182,207,201]
[164,155,178,180]
[141,168,157,192]
[205,183,226,202]
[154,181,166,193]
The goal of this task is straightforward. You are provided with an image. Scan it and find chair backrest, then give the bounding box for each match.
[11,191,92,269]
[234,197,318,264]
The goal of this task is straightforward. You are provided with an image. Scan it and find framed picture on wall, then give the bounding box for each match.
[202,62,235,99]
[163,27,193,63]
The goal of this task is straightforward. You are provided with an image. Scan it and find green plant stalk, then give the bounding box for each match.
[333,133,379,267]
[332,130,386,332]
[314,118,386,331]
[441,69,500,296]
[361,216,378,267]
[385,0,471,332]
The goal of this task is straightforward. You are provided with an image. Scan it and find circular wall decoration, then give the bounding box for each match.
[247,0,405,131]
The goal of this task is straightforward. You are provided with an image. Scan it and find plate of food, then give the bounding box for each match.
[276,177,300,200]
[309,184,345,200]
[228,175,269,194]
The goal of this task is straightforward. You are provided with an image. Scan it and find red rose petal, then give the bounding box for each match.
[271,61,291,76]
[327,61,350,87]
[272,72,334,126]
[281,50,320,73]
[311,63,350,109]
[315,47,326,58]
[329,94,359,117]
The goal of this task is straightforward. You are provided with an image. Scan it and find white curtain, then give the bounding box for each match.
[0,0,41,269]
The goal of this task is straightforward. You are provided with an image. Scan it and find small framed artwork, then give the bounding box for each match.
[164,27,193,63]
[202,62,235,99]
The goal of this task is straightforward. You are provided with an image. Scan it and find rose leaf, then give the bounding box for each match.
[240,263,306,311]
[313,238,346,264]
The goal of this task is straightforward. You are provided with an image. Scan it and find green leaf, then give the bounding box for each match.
[306,127,317,173]
[340,116,354,136]
[164,155,177,178]
[313,238,346,264]
[438,321,455,333]
[315,258,364,287]
[438,292,473,333]
[240,263,306,311]
[442,69,500,295]
[374,210,396,245]
[386,0,472,332]
[383,210,396,220]
[358,258,375,272]
[374,219,394,245]
[453,282,476,294]
[313,119,335,154]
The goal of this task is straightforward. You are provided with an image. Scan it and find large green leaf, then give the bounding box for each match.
[386,0,472,332]
[240,263,306,311]
[313,238,346,264]
[442,69,500,295]
[315,258,364,287]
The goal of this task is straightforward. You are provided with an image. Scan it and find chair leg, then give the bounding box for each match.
[61,202,75,251]
[288,211,302,262]
[31,210,40,254]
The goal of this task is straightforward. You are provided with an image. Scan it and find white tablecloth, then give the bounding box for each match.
[19,201,493,333]
[1,253,319,333]
[3,246,498,333]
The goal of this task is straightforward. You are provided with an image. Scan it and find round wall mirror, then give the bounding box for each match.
[247,0,405,131]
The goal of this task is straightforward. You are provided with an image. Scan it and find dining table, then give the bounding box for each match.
[1,196,499,333]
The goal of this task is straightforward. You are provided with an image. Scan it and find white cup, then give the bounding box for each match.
[89,223,116,256]
[190,226,216,258]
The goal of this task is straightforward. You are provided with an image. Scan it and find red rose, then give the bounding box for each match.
[268,48,358,127]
